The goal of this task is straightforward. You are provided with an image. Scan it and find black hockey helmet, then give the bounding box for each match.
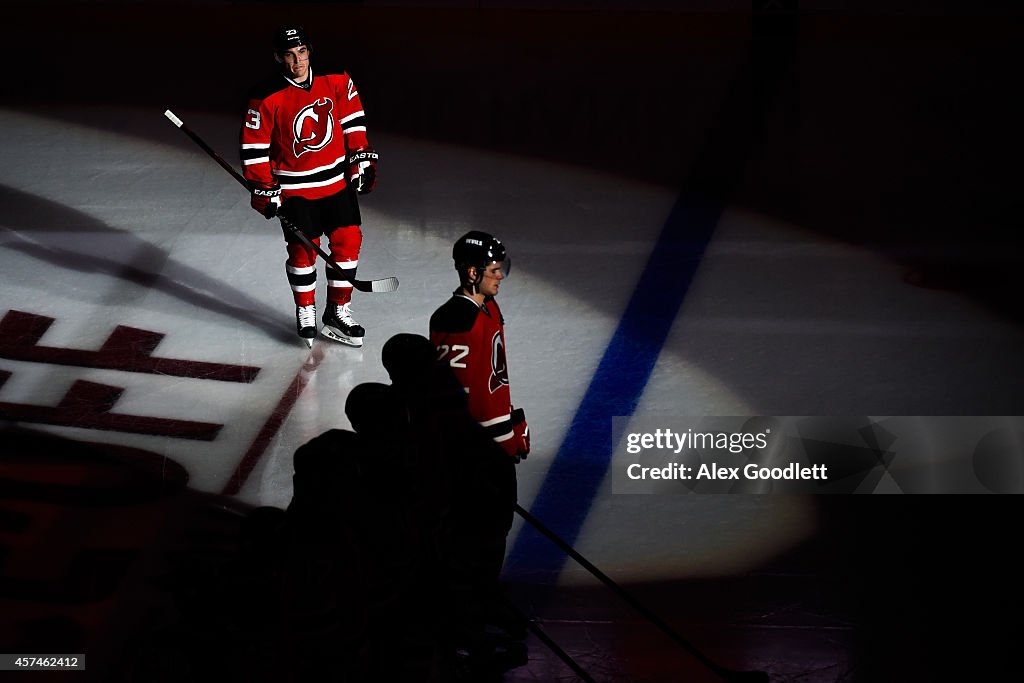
[273,25,312,55]
[453,230,510,285]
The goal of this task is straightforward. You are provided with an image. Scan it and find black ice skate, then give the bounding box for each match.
[321,302,364,347]
[295,304,317,348]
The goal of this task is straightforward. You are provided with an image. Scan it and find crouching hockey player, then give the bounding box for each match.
[240,25,379,347]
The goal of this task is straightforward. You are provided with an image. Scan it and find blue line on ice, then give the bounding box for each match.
[506,195,722,580]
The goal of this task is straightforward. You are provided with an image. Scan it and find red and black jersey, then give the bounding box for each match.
[239,68,371,200]
[430,294,519,455]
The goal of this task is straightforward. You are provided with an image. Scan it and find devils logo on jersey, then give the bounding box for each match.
[292,97,334,157]
[489,330,509,393]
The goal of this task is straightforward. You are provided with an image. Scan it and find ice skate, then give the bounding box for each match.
[321,302,364,347]
[295,304,317,348]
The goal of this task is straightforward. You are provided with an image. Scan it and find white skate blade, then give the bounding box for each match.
[302,337,313,348]
[320,326,364,347]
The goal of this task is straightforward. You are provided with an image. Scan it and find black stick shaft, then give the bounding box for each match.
[514,502,762,682]
[163,109,354,280]
[179,124,249,190]
[507,602,597,683]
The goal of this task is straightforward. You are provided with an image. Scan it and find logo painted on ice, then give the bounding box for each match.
[489,330,509,393]
[292,97,334,157]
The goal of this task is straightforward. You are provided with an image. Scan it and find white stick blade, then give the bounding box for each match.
[370,277,400,293]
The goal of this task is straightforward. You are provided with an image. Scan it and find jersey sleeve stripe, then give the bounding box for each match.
[241,146,271,165]
[480,414,512,428]
[241,147,270,158]
[482,414,515,442]
[474,401,515,443]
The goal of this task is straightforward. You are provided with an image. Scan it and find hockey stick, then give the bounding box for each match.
[514,503,770,683]
[163,109,399,294]
[498,595,597,683]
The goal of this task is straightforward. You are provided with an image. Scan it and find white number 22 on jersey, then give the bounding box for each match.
[438,344,470,368]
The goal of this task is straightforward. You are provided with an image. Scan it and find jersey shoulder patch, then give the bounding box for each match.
[430,296,479,334]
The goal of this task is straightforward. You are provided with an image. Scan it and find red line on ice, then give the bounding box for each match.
[221,343,326,496]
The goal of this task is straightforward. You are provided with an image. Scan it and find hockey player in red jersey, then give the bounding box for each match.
[430,231,530,461]
[429,232,531,673]
[240,25,379,347]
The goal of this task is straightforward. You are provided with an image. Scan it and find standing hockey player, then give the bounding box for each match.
[430,231,530,462]
[429,230,531,673]
[240,25,379,347]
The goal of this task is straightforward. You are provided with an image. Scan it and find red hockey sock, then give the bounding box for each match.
[286,239,320,307]
[326,225,362,305]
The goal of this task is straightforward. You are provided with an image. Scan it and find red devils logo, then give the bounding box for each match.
[489,331,509,393]
[292,97,334,157]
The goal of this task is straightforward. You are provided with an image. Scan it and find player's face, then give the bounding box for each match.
[281,45,310,81]
[478,261,505,297]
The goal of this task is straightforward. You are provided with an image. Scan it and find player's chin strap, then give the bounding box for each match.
[466,259,510,295]
[460,268,483,296]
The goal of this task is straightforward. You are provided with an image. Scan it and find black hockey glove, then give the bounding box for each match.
[348,148,378,195]
[250,182,281,219]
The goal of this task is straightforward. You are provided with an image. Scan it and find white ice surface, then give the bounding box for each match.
[2,105,1021,584]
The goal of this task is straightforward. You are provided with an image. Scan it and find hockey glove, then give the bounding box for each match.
[348,148,378,194]
[250,182,282,219]
[511,407,529,462]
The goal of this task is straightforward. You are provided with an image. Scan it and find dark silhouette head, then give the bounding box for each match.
[290,429,363,511]
[345,382,408,437]
[382,333,437,389]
